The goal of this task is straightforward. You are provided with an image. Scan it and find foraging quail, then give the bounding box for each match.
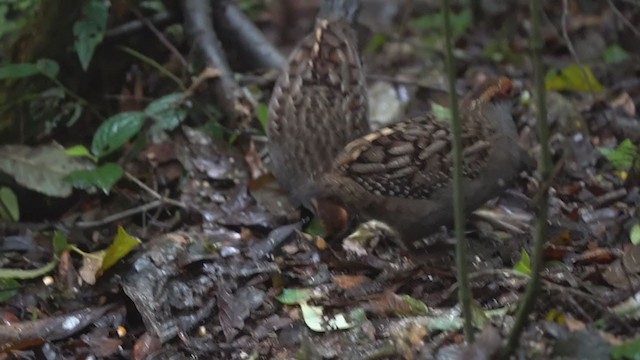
[267,0,369,206]
[304,77,525,246]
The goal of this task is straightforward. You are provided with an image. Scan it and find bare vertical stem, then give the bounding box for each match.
[442,0,474,343]
[502,0,551,356]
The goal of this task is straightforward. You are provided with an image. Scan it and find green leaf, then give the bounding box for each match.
[73,0,109,70]
[145,93,189,131]
[35,59,60,78]
[65,162,124,193]
[52,230,71,255]
[300,303,366,332]
[604,45,630,65]
[431,102,452,121]
[0,58,59,80]
[66,145,97,161]
[612,337,640,360]
[0,143,93,198]
[0,278,20,302]
[0,187,19,221]
[276,288,314,305]
[364,33,389,54]
[514,249,531,275]
[409,9,471,40]
[0,259,58,279]
[597,139,637,171]
[256,103,269,133]
[100,226,141,272]
[631,223,640,246]
[91,111,145,158]
[0,63,39,79]
[545,64,604,93]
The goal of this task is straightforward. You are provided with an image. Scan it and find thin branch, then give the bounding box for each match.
[211,0,286,70]
[182,0,254,126]
[130,7,189,69]
[75,200,163,228]
[124,171,186,209]
[502,0,552,356]
[442,0,474,343]
[607,0,640,39]
[560,0,598,95]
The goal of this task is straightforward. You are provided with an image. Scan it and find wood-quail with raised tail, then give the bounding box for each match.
[267,0,369,206]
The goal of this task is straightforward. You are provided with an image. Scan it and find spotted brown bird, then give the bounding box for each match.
[267,0,369,206]
[303,77,526,246]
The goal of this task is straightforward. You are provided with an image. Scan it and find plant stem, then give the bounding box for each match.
[502,0,551,356]
[442,0,474,343]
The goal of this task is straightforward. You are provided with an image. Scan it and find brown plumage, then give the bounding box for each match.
[305,77,525,246]
[267,0,369,206]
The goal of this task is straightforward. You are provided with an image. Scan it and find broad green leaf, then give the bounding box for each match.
[145,93,189,131]
[66,145,96,161]
[91,111,145,158]
[514,249,531,275]
[52,230,71,255]
[597,139,637,171]
[631,223,640,246]
[256,103,269,133]
[276,288,314,305]
[545,64,604,93]
[35,59,60,78]
[65,162,123,193]
[73,0,109,70]
[0,279,20,302]
[612,337,640,360]
[0,187,19,221]
[100,226,141,272]
[604,45,630,65]
[0,63,39,79]
[0,143,93,197]
[0,58,59,80]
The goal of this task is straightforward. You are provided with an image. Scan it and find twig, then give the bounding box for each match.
[130,7,189,69]
[124,172,186,209]
[560,0,598,95]
[607,0,640,39]
[75,200,163,228]
[211,0,286,70]
[106,12,172,39]
[442,0,474,343]
[502,0,552,356]
[182,0,254,126]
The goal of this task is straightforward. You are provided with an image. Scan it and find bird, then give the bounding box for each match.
[301,76,527,247]
[267,0,369,206]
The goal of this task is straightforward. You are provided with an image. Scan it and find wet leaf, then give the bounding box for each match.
[256,103,269,133]
[91,111,145,158]
[598,139,637,171]
[0,278,19,302]
[65,162,123,194]
[514,249,531,275]
[100,226,141,272]
[52,230,71,255]
[604,45,630,65]
[276,288,314,305]
[300,302,366,332]
[545,64,604,93]
[0,186,19,221]
[0,59,59,79]
[74,0,109,70]
[631,224,640,246]
[0,143,92,197]
[65,145,96,161]
[612,337,640,360]
[145,93,189,131]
